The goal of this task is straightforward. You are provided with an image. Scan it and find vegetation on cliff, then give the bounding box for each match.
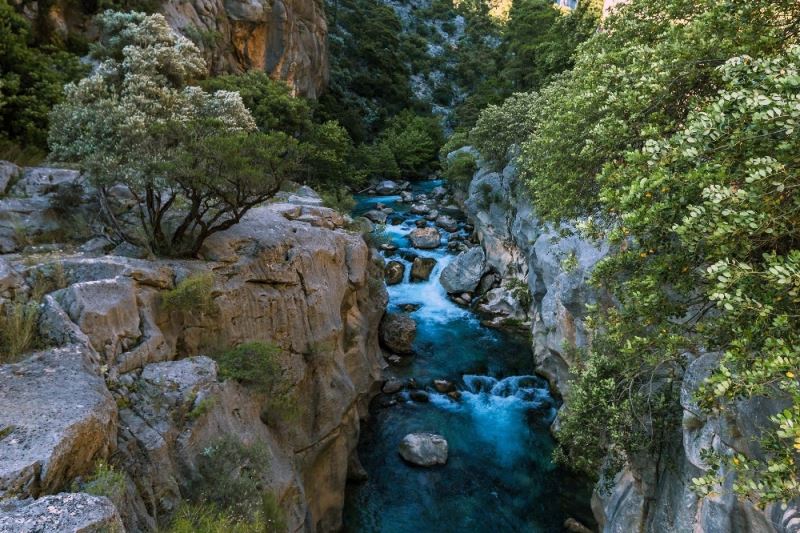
[471,0,800,505]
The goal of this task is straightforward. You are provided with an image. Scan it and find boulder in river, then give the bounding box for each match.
[398,303,422,312]
[364,209,388,224]
[398,433,448,466]
[409,227,441,249]
[410,204,430,216]
[375,180,400,195]
[415,219,428,228]
[384,261,405,285]
[424,210,439,221]
[433,379,454,393]
[435,215,459,232]
[409,390,430,403]
[400,191,414,203]
[410,257,437,282]
[431,186,447,199]
[380,312,417,354]
[439,247,486,293]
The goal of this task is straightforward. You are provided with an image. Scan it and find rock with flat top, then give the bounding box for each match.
[398,433,448,466]
[439,247,486,294]
[0,492,123,532]
[409,227,440,249]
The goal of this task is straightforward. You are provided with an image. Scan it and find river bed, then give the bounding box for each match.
[343,180,592,532]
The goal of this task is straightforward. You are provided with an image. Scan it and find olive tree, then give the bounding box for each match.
[49,11,290,256]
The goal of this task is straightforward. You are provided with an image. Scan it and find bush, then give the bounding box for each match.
[78,461,127,508]
[214,342,296,422]
[442,151,477,188]
[168,503,262,533]
[0,301,40,363]
[0,2,86,153]
[189,436,270,520]
[161,273,216,315]
[378,111,444,177]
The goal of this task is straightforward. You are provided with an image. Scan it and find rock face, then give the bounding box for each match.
[0,345,117,499]
[0,493,124,533]
[460,150,800,532]
[439,246,486,294]
[398,433,448,466]
[379,312,416,354]
[0,200,388,532]
[19,0,328,98]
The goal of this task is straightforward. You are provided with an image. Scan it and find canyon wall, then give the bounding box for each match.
[0,166,386,531]
[459,153,800,533]
[13,0,328,98]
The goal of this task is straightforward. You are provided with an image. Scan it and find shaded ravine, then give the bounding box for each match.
[343,181,592,532]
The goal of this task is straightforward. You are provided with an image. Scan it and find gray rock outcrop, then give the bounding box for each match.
[0,493,123,533]
[439,246,486,294]
[0,199,389,532]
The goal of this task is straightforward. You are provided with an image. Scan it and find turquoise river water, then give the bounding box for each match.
[342,180,592,532]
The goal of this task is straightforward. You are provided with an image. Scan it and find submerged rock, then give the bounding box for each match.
[398,433,448,467]
[410,257,436,282]
[384,261,405,285]
[364,209,388,224]
[439,247,486,294]
[410,203,430,215]
[380,313,417,354]
[409,227,441,249]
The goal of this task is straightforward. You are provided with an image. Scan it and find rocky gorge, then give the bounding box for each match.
[0,163,386,531]
[456,154,800,533]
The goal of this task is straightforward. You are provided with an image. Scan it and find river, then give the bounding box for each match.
[343,180,592,532]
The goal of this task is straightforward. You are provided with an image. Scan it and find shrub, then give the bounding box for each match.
[167,503,262,533]
[442,151,477,188]
[0,2,86,152]
[78,461,126,508]
[190,436,270,520]
[161,273,216,315]
[214,342,296,421]
[378,111,444,177]
[0,301,40,363]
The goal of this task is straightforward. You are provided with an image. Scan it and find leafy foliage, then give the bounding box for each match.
[477,0,800,504]
[0,2,85,156]
[49,12,288,257]
[161,273,216,315]
[214,342,296,421]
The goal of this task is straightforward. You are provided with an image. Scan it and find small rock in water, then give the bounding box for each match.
[375,180,400,195]
[415,219,428,228]
[385,354,403,365]
[390,217,404,225]
[398,303,422,312]
[384,261,405,285]
[382,379,404,394]
[460,293,472,303]
[424,211,439,221]
[433,379,454,393]
[382,207,394,215]
[409,390,429,403]
[380,243,398,252]
[435,215,459,232]
[400,191,414,203]
[410,257,437,282]
[407,378,418,389]
[410,203,430,215]
[364,209,388,224]
[398,433,448,467]
[447,391,462,401]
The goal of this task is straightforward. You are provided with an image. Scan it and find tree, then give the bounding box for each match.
[49,11,288,257]
[0,2,85,155]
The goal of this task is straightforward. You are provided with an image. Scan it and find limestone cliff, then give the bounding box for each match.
[13,0,328,98]
[459,152,800,533]
[0,167,387,532]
